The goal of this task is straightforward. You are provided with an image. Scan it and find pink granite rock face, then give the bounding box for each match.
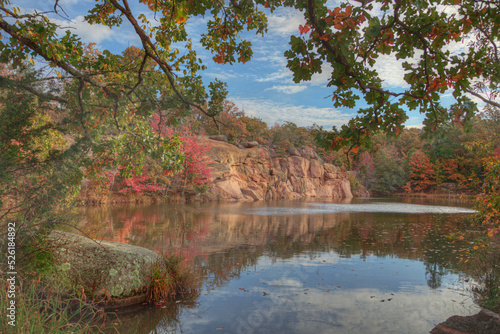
[200,138,360,202]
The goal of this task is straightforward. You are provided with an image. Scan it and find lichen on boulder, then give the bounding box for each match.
[47,230,162,303]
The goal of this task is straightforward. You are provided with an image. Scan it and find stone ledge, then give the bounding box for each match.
[430,309,500,334]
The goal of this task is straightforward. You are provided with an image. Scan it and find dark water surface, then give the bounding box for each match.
[80,198,480,334]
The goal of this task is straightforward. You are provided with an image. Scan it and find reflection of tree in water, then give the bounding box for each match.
[469,247,500,312]
[424,261,448,289]
[82,203,474,292]
[196,246,261,291]
[420,215,469,289]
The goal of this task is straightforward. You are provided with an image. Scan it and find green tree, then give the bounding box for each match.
[372,144,407,194]
[269,121,316,154]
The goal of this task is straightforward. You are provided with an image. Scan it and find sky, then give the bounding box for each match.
[11,0,491,130]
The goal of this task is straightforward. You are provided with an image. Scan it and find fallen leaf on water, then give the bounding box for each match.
[215,328,224,330]
[336,286,342,289]
[189,314,196,317]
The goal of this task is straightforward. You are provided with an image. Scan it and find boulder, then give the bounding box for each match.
[309,160,324,179]
[316,186,335,198]
[298,146,316,160]
[242,188,263,201]
[241,141,260,148]
[430,309,500,334]
[286,156,310,178]
[208,135,228,142]
[209,178,246,201]
[48,231,162,305]
[289,147,301,157]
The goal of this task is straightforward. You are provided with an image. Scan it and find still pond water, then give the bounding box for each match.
[81,197,480,334]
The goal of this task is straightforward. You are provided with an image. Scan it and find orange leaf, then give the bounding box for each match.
[351,146,359,154]
[176,16,186,24]
[345,5,352,17]
[299,24,311,34]
[319,34,330,41]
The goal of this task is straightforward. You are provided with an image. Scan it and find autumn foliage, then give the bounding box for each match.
[406,150,436,193]
[475,158,500,242]
[151,112,212,196]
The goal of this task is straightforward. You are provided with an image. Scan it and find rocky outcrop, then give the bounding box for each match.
[48,231,162,306]
[431,309,500,334]
[200,138,355,202]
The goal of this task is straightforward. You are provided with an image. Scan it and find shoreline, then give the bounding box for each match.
[77,190,478,207]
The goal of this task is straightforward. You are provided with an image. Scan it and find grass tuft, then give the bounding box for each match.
[146,255,200,304]
[0,278,108,334]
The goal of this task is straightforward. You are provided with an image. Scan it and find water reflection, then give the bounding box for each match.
[78,198,479,334]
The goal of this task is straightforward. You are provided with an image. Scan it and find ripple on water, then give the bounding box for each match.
[243,202,477,216]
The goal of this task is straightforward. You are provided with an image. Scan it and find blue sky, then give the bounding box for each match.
[12,0,489,130]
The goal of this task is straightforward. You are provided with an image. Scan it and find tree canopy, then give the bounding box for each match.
[284,0,499,152]
[0,0,498,149]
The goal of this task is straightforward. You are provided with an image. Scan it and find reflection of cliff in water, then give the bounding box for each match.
[80,200,473,291]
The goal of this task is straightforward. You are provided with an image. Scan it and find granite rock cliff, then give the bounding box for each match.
[200,138,361,201]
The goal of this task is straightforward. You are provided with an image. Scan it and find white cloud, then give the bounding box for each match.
[229,97,352,128]
[255,67,293,83]
[52,15,115,44]
[205,70,239,80]
[265,85,307,94]
[267,8,306,37]
[57,0,93,6]
[373,54,411,88]
[309,64,333,87]
[253,49,288,66]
